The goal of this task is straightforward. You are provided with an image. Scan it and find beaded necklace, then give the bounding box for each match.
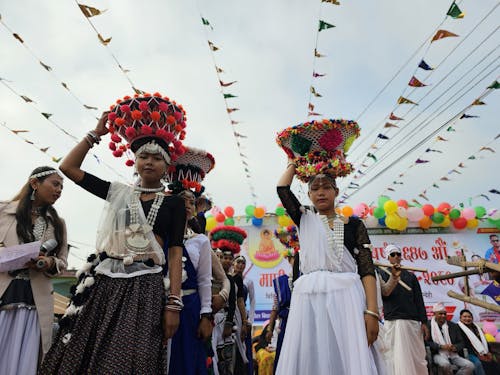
[319,213,344,270]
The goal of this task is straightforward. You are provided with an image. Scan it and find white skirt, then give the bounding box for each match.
[276,270,383,375]
[0,307,40,375]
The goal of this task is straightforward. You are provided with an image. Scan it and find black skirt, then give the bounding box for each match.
[40,272,165,375]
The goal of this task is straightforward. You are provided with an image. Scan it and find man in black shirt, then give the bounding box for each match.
[380,244,429,375]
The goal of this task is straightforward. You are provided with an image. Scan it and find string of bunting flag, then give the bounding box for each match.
[0,78,129,182]
[74,2,144,94]
[198,8,258,202]
[341,79,499,204]
[340,2,498,196]
[0,14,99,115]
[306,0,340,118]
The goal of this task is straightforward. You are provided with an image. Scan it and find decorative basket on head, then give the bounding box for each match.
[276,119,360,182]
[274,225,300,257]
[165,146,215,195]
[107,92,187,166]
[209,225,247,255]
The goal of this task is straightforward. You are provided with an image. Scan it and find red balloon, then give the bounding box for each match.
[453,217,467,230]
[397,200,408,209]
[224,206,235,218]
[437,202,451,215]
[215,213,226,223]
[422,204,434,217]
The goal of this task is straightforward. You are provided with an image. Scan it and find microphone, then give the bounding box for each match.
[36,239,58,269]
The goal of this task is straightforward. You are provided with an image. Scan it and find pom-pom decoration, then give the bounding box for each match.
[274,225,300,255]
[209,225,247,254]
[276,119,360,182]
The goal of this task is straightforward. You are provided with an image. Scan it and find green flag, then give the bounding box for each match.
[201,17,210,26]
[318,20,335,31]
[223,93,237,99]
[447,2,464,19]
[487,80,500,89]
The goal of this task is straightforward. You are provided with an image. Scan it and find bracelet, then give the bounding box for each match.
[286,162,295,169]
[364,309,379,320]
[164,304,182,312]
[84,135,94,148]
[200,312,214,321]
[87,130,101,144]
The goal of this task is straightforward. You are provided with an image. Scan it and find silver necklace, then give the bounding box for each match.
[134,185,164,193]
[32,216,47,241]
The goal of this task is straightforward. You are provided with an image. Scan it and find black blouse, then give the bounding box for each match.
[277,185,375,279]
[77,172,186,247]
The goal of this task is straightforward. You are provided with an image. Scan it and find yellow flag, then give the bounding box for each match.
[78,4,105,18]
[98,34,112,46]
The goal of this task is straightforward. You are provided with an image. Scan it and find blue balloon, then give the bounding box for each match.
[378,216,386,226]
[252,217,263,227]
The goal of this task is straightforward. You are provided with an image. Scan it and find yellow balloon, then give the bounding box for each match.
[484,333,495,343]
[384,200,398,215]
[278,215,288,227]
[467,218,479,229]
[206,217,217,231]
[440,216,451,228]
[385,214,400,229]
[398,217,408,231]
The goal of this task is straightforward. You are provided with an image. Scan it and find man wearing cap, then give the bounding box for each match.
[426,302,474,375]
[379,244,429,375]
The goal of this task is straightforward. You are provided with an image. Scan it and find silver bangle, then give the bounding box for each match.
[87,130,101,144]
[286,162,295,169]
[364,309,379,320]
[84,135,94,148]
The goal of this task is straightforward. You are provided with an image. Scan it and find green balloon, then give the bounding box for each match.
[275,207,286,216]
[431,212,444,224]
[474,206,486,218]
[373,207,385,219]
[245,205,255,216]
[449,209,461,220]
[224,217,235,226]
[378,195,390,207]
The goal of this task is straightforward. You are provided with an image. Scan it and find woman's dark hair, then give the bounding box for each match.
[459,309,473,317]
[13,166,64,253]
[307,174,338,191]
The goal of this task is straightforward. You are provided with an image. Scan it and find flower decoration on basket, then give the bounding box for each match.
[274,225,300,257]
[276,118,360,182]
[107,92,187,166]
[165,146,215,195]
[209,225,247,255]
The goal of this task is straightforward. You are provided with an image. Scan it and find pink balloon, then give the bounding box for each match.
[495,332,500,342]
[462,208,476,220]
[481,321,498,336]
[407,207,424,222]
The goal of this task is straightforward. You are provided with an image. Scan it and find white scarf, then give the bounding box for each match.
[457,321,488,355]
[431,317,459,358]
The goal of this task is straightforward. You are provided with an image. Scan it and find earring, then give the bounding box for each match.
[30,189,36,201]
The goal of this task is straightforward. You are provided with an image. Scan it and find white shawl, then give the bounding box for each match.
[457,321,488,355]
[431,317,459,358]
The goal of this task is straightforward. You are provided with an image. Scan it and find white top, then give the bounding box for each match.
[185,233,212,314]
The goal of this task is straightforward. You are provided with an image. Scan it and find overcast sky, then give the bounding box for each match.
[1,0,498,268]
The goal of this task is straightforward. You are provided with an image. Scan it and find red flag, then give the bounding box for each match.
[431,29,459,43]
[227,108,239,113]
[308,111,322,116]
[308,103,314,111]
[384,122,399,128]
[220,80,237,87]
[389,112,404,121]
[408,76,427,87]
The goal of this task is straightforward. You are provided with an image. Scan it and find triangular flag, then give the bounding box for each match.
[313,72,326,78]
[432,183,440,188]
[78,4,105,17]
[440,177,450,181]
[389,112,404,121]
[448,169,461,175]
[227,108,239,113]
[223,93,237,99]
[308,103,315,111]
[431,29,459,42]
[479,147,495,153]
[447,2,465,19]
[20,95,34,103]
[425,148,442,153]
[208,41,219,51]
[310,86,322,97]
[61,82,69,90]
[366,153,377,162]
[133,87,144,95]
[392,181,403,185]
[479,194,490,201]
[52,156,62,163]
[446,126,455,132]
[370,144,378,149]
[468,155,476,160]
[39,147,49,153]
[472,99,485,105]
[322,0,340,4]
[220,80,237,87]
[487,80,500,89]
[201,17,213,30]
[377,133,389,140]
[387,188,395,192]
[41,113,52,119]
[418,59,434,71]
[234,132,247,138]
[361,164,369,168]
[408,76,427,87]
[460,114,478,119]
[97,34,112,46]
[24,140,34,144]
[318,20,335,31]
[436,136,448,142]
[314,49,326,58]
[384,122,399,128]
[12,130,29,134]
[496,134,500,140]
[83,104,98,110]
[415,158,429,164]
[216,66,224,73]
[397,96,417,105]
[418,193,429,201]
[308,112,322,116]
[13,33,24,43]
[411,199,421,206]
[39,61,52,71]
[231,120,240,125]
[458,163,465,168]
[489,189,500,195]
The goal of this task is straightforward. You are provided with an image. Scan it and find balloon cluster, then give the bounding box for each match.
[482,321,500,343]
[338,195,498,231]
[244,204,267,227]
[205,206,235,231]
[275,204,295,227]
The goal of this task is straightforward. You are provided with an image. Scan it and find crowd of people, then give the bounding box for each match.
[0,94,499,374]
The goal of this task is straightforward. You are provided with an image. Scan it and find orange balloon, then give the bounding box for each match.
[342,206,354,217]
[254,207,265,219]
[419,216,432,229]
